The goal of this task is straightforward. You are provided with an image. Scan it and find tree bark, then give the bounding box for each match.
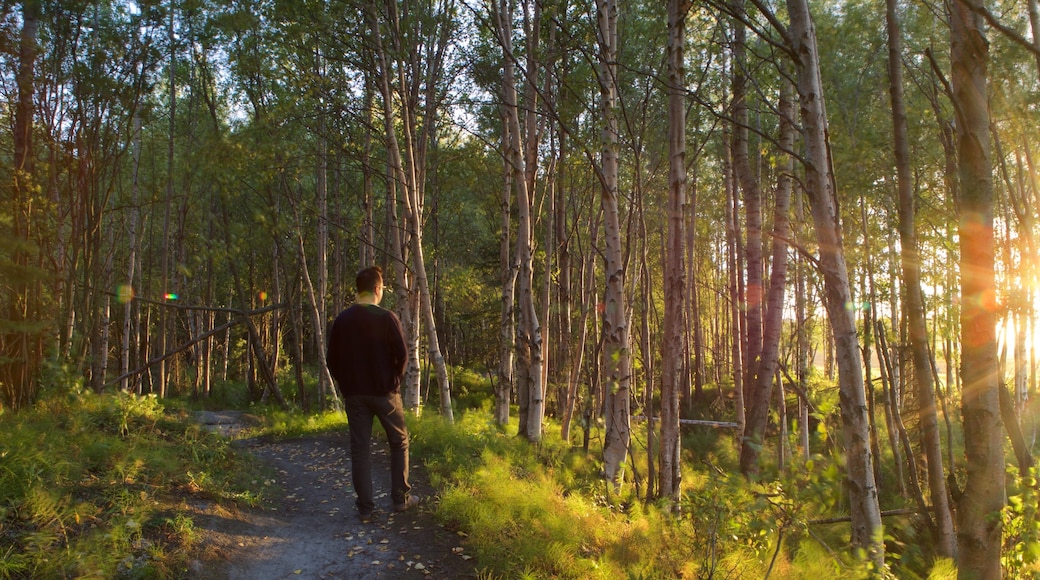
[495,110,517,426]
[884,0,956,556]
[739,78,795,479]
[491,0,543,440]
[368,0,444,417]
[597,0,632,484]
[730,4,764,392]
[724,131,746,440]
[783,0,884,561]
[951,0,1004,573]
[660,0,691,502]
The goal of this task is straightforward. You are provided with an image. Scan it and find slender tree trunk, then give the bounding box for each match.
[371,0,453,420]
[293,223,339,409]
[724,135,745,439]
[555,125,574,426]
[496,116,517,426]
[492,0,542,439]
[885,0,956,556]
[362,79,376,268]
[660,0,691,502]
[878,322,930,518]
[739,79,795,478]
[562,230,596,442]
[730,5,764,389]
[524,0,550,438]
[784,0,883,561]
[122,113,142,393]
[951,0,1004,573]
[597,0,631,484]
[776,370,787,472]
[316,100,332,402]
[291,279,310,412]
[793,186,810,459]
[159,0,177,398]
[366,2,416,412]
[1029,0,1040,73]
[687,167,705,404]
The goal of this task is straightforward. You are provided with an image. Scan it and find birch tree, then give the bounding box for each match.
[752,0,886,561]
[597,0,632,484]
[950,0,1004,572]
[660,0,691,501]
[488,0,544,441]
[884,0,956,556]
[368,0,454,420]
[0,0,42,409]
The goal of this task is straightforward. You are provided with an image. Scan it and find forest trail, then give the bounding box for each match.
[188,412,478,579]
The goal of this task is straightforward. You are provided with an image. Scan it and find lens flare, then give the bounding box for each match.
[116,284,134,304]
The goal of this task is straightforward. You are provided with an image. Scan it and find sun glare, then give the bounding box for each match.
[998,290,1040,365]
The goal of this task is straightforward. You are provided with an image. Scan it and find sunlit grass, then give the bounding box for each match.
[0,388,267,578]
[263,407,347,437]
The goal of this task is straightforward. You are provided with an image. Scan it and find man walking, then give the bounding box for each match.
[326,266,418,522]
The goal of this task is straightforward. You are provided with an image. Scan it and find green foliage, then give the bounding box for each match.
[400,400,974,579]
[0,387,267,578]
[263,408,347,438]
[1002,467,1040,578]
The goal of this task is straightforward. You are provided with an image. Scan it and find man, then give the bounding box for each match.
[326,266,418,522]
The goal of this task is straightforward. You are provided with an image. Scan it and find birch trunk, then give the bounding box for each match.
[951,0,1004,573]
[496,116,517,426]
[730,5,764,384]
[885,0,956,556]
[724,136,745,438]
[370,0,453,420]
[122,113,142,393]
[784,0,883,561]
[597,0,632,483]
[793,184,809,458]
[660,0,691,501]
[316,103,332,402]
[158,0,176,398]
[491,0,542,439]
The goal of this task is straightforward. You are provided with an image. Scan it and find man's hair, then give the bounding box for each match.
[356,266,383,294]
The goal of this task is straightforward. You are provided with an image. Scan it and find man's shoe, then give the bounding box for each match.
[358,511,373,523]
[393,495,420,513]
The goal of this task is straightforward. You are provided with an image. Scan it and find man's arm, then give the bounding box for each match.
[388,312,407,377]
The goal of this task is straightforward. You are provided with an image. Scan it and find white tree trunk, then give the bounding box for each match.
[951,0,1004,573]
[597,0,631,484]
[369,0,453,420]
[660,0,690,502]
[496,118,517,426]
[784,0,883,562]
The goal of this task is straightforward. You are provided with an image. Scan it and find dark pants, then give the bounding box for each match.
[344,393,411,514]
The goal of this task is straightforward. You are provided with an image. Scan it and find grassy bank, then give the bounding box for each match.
[0,390,266,578]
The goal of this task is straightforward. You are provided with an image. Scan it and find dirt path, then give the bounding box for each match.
[189,412,478,579]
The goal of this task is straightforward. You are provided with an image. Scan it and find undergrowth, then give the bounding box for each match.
[404,406,1023,580]
[6,374,1037,579]
[0,388,267,579]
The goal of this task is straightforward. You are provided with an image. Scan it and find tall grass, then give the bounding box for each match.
[406,405,985,579]
[0,389,266,579]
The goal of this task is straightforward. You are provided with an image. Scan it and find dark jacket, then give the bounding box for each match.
[326,304,407,397]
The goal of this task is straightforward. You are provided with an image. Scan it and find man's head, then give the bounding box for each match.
[356,266,384,297]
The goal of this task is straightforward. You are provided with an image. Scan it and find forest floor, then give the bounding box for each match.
[187,411,479,579]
